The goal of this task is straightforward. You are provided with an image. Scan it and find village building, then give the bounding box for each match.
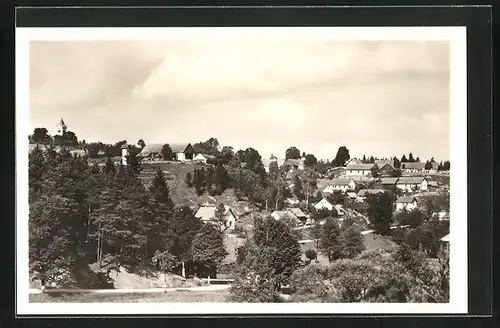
[282,159,304,172]
[377,162,396,176]
[194,204,237,230]
[139,143,195,162]
[357,189,385,201]
[288,208,308,222]
[322,178,356,193]
[55,117,67,136]
[262,158,286,173]
[271,210,303,225]
[344,164,374,178]
[193,153,216,164]
[345,158,364,166]
[396,176,428,192]
[400,162,426,173]
[380,177,399,189]
[395,196,419,211]
[346,192,358,200]
[313,198,334,211]
[326,166,345,178]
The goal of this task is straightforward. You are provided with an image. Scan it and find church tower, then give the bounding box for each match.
[56,118,67,136]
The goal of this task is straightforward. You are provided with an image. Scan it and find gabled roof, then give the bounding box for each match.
[271,210,298,221]
[314,198,333,208]
[401,162,426,170]
[396,177,427,184]
[345,164,374,170]
[140,142,192,156]
[283,159,304,167]
[396,196,418,203]
[317,179,334,191]
[197,153,216,160]
[195,205,235,222]
[381,177,399,185]
[378,162,396,170]
[330,178,354,186]
[357,189,385,197]
[440,234,450,242]
[170,143,192,153]
[345,158,363,166]
[375,159,395,167]
[288,207,307,218]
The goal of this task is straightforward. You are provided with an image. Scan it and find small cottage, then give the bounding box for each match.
[396,177,428,192]
[323,178,356,193]
[194,153,216,164]
[344,164,374,178]
[195,204,237,230]
[313,198,334,211]
[400,162,426,173]
[395,196,419,211]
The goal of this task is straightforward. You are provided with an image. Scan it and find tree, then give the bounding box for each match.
[285,146,301,160]
[424,161,432,170]
[362,155,367,163]
[63,131,79,146]
[219,146,234,165]
[316,218,343,262]
[31,128,51,144]
[305,250,317,264]
[443,161,450,171]
[191,224,228,277]
[408,153,415,162]
[293,174,304,201]
[339,226,365,259]
[149,167,174,211]
[161,144,175,161]
[214,165,230,194]
[390,169,402,178]
[125,146,142,175]
[393,157,401,169]
[152,250,177,289]
[366,192,393,235]
[185,172,193,188]
[334,146,350,167]
[416,157,420,163]
[214,203,227,230]
[303,154,318,167]
[401,155,408,163]
[370,163,380,179]
[137,139,146,149]
[369,156,375,163]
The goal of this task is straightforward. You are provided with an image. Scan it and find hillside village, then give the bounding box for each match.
[28,119,451,303]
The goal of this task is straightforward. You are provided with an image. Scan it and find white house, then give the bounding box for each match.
[313,198,334,211]
[271,210,303,225]
[139,142,195,161]
[345,158,364,166]
[323,178,356,193]
[121,144,129,166]
[396,177,428,192]
[400,162,426,173]
[344,164,374,178]
[395,196,419,211]
[194,153,216,164]
[194,204,237,230]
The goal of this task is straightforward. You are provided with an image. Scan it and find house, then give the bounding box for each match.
[380,177,399,189]
[326,166,345,178]
[345,158,364,166]
[395,196,419,211]
[322,178,356,193]
[282,159,304,171]
[139,142,195,161]
[396,177,428,192]
[400,162,426,173]
[423,162,439,174]
[439,234,450,242]
[317,179,334,193]
[194,204,237,230]
[194,153,216,164]
[346,192,357,200]
[357,189,385,201]
[427,180,439,189]
[378,163,396,176]
[288,208,308,222]
[285,198,300,205]
[70,148,87,157]
[271,210,302,225]
[313,198,334,211]
[55,117,68,136]
[263,158,285,173]
[344,164,374,178]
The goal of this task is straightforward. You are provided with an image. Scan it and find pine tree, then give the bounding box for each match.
[401,155,408,163]
[408,153,415,162]
[185,172,193,188]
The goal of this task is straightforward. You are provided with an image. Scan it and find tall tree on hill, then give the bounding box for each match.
[161,144,175,161]
[393,157,401,169]
[304,154,318,167]
[408,153,415,162]
[137,139,146,149]
[293,174,305,201]
[193,169,204,196]
[214,165,230,194]
[334,146,350,167]
[29,145,47,202]
[219,146,234,165]
[315,218,343,262]
[424,161,432,170]
[31,127,52,144]
[191,224,228,277]
[416,157,420,163]
[268,161,280,182]
[185,172,193,188]
[369,156,375,163]
[126,146,143,176]
[285,146,301,160]
[401,154,408,163]
[301,168,318,207]
[443,161,450,171]
[339,225,365,259]
[366,192,393,235]
[362,155,367,163]
[370,163,380,179]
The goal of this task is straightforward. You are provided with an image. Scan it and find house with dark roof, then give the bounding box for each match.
[400,162,426,173]
[357,189,385,198]
[395,196,419,211]
[396,177,428,192]
[344,163,375,178]
[380,177,399,189]
[377,162,396,176]
[139,142,195,161]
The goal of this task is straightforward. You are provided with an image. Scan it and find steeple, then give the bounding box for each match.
[56,117,67,136]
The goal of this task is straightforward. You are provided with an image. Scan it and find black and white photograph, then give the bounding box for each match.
[16,26,468,315]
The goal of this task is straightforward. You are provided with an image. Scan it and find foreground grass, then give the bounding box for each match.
[30,290,230,303]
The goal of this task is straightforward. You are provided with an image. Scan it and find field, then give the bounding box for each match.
[29,290,230,303]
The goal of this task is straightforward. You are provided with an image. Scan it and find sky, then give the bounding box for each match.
[29,39,450,162]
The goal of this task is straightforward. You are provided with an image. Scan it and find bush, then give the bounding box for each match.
[305,249,317,262]
[289,264,332,298]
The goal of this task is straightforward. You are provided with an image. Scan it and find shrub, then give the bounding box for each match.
[305,249,317,262]
[289,264,332,298]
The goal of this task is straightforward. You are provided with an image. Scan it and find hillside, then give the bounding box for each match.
[139,162,251,213]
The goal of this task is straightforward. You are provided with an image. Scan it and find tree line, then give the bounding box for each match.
[29,146,227,286]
